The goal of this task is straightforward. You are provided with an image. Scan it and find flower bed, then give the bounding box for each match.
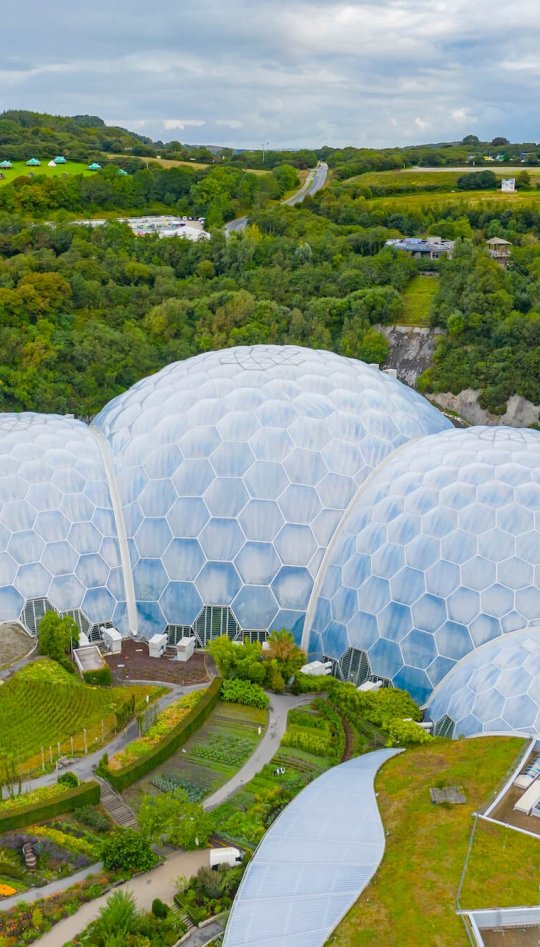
[29,824,97,859]
[106,679,222,791]
[109,689,205,770]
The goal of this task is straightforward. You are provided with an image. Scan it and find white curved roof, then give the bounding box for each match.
[223,748,400,947]
[93,345,449,636]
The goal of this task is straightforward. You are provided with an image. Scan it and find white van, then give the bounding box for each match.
[209,847,243,869]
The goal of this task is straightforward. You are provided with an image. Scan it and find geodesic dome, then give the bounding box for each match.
[426,625,540,737]
[0,414,128,635]
[94,345,450,639]
[305,427,540,704]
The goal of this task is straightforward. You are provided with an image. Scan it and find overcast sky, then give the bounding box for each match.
[3,0,540,149]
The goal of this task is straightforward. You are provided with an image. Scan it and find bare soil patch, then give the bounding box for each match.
[104,638,210,685]
[0,623,35,669]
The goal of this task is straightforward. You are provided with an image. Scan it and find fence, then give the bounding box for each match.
[2,711,126,788]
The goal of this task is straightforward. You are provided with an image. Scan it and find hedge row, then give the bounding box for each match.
[107,678,223,791]
[0,781,101,832]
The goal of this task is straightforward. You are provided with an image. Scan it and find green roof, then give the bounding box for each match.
[87,162,102,170]
[26,158,41,166]
[0,161,12,169]
[54,156,67,164]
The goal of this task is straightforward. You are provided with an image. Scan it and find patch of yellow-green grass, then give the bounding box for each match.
[0,160,93,187]
[461,817,540,910]
[367,189,540,213]
[327,737,525,947]
[110,154,270,174]
[400,274,438,326]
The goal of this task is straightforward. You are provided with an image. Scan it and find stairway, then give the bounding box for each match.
[96,776,138,828]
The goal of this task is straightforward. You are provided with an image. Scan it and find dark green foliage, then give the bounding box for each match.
[76,805,110,833]
[82,666,113,687]
[220,679,270,709]
[100,828,157,872]
[57,771,79,789]
[86,889,139,945]
[0,780,100,832]
[38,612,79,669]
[106,678,222,791]
[152,897,169,918]
[456,170,498,190]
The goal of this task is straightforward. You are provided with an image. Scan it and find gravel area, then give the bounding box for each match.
[105,638,210,685]
[0,622,35,669]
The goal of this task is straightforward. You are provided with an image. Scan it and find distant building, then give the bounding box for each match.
[501,178,516,192]
[486,236,512,265]
[385,236,455,260]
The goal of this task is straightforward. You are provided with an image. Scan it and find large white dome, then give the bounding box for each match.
[93,346,450,639]
[306,426,540,704]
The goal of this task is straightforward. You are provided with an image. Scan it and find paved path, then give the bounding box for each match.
[35,850,210,946]
[0,862,104,913]
[6,681,207,798]
[203,693,312,810]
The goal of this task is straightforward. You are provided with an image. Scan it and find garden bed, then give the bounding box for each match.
[105,638,210,685]
[124,701,267,811]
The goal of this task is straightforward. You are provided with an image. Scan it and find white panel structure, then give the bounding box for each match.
[223,749,400,947]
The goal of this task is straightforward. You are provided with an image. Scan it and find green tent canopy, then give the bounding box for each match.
[0,161,12,169]
[54,156,67,164]
[117,169,128,176]
[87,162,102,171]
[26,158,41,167]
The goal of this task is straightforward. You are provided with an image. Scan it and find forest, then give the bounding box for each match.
[1,116,540,421]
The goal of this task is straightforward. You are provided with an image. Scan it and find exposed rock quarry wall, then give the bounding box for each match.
[429,390,540,429]
[379,325,444,387]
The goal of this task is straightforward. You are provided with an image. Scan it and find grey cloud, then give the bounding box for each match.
[3,0,540,147]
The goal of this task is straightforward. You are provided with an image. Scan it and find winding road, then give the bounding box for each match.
[224,161,328,236]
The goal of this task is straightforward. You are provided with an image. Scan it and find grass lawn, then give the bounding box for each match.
[367,189,540,213]
[461,817,540,909]
[328,736,526,947]
[124,701,268,810]
[0,160,93,187]
[344,169,540,191]
[0,658,160,772]
[400,274,438,326]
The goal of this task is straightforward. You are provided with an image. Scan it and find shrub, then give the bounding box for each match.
[57,771,79,789]
[385,718,433,746]
[101,828,157,873]
[82,667,113,687]
[221,679,269,709]
[151,897,168,918]
[38,612,79,665]
[76,806,110,833]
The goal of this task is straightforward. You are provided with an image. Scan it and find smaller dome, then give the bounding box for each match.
[426,625,540,738]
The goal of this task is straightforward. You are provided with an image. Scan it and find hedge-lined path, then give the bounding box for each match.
[203,693,312,810]
[9,681,209,798]
[33,849,209,946]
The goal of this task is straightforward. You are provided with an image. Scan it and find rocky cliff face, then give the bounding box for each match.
[379,325,444,387]
[378,325,539,428]
[429,390,540,429]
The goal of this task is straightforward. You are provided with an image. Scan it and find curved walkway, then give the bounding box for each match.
[203,693,312,810]
[8,680,208,798]
[34,850,210,946]
[223,748,402,947]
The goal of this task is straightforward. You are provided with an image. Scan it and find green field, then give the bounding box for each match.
[400,275,438,326]
[346,168,540,191]
[0,658,158,772]
[367,188,540,212]
[123,701,268,810]
[329,737,527,947]
[0,160,93,187]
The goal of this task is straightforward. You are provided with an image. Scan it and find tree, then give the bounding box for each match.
[88,890,139,947]
[456,170,497,190]
[491,137,509,146]
[461,134,479,144]
[38,612,79,667]
[264,629,305,679]
[101,828,157,872]
[138,789,212,850]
